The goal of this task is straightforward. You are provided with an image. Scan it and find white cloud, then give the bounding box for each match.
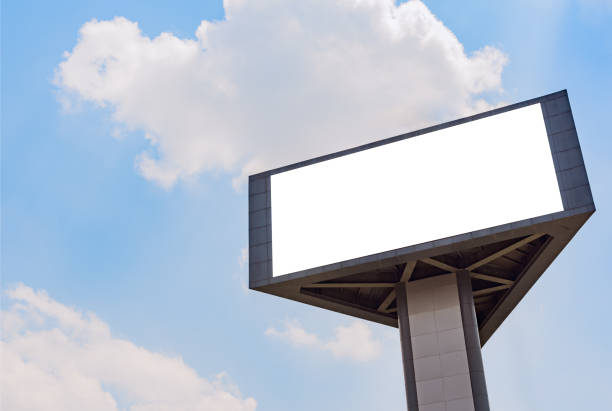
[265,320,320,347]
[54,0,507,189]
[265,319,381,362]
[0,284,257,411]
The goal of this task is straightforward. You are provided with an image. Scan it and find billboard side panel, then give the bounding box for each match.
[249,174,273,286]
[541,94,594,212]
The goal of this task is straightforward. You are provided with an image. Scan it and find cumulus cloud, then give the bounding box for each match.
[54,0,507,189]
[0,284,256,411]
[265,319,381,362]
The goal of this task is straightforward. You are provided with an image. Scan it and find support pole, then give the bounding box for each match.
[396,273,491,411]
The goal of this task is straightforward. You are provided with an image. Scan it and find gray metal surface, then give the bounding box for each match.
[457,271,489,411]
[396,283,419,411]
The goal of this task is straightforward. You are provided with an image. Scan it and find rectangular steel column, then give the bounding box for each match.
[397,273,490,411]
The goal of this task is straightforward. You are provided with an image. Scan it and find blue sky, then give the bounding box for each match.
[2,1,611,410]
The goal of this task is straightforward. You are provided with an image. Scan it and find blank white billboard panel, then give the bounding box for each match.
[271,103,563,277]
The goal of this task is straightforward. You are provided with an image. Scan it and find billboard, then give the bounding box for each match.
[249,90,594,344]
[271,103,562,277]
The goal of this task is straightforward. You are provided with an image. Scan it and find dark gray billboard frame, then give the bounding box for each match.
[248,89,594,347]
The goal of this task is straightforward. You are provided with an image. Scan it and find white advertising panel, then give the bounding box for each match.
[271,103,563,277]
